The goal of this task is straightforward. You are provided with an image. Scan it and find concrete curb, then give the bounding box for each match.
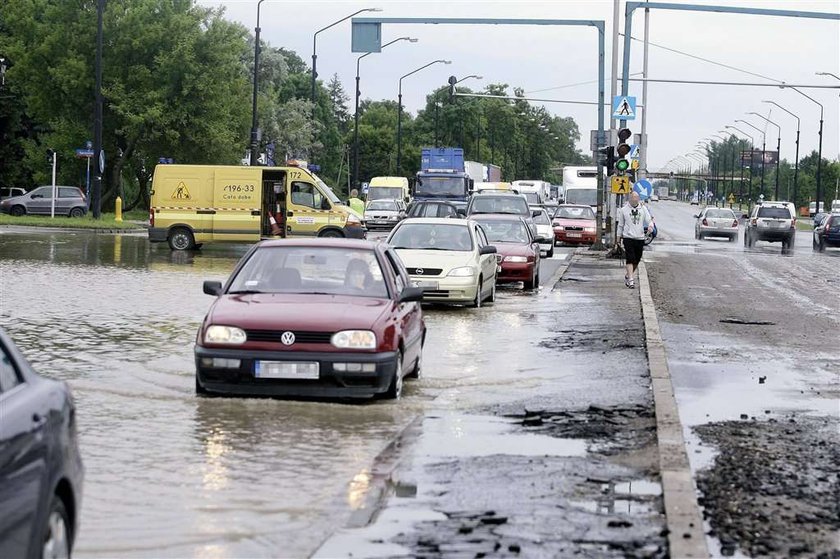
[638,261,709,558]
[0,224,145,235]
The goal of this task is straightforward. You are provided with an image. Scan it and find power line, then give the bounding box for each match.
[525,72,643,95]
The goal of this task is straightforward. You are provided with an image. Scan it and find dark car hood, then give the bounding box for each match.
[208,293,391,331]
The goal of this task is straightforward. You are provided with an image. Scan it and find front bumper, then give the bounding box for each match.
[699,226,738,237]
[554,229,596,244]
[344,224,367,239]
[148,227,168,243]
[497,261,535,283]
[753,227,794,242]
[195,346,397,398]
[365,219,400,230]
[408,274,478,303]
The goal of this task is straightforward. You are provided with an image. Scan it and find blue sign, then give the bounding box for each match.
[612,95,637,120]
[75,148,94,159]
[629,144,640,160]
[361,182,369,194]
[633,178,653,200]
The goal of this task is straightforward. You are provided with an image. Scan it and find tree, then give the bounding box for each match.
[327,73,350,134]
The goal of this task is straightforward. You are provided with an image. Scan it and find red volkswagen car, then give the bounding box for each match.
[553,204,597,245]
[195,239,425,400]
[472,215,543,290]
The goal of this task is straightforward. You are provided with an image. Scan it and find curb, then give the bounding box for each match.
[638,261,709,558]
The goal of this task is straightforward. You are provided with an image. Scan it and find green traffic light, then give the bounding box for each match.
[616,159,630,172]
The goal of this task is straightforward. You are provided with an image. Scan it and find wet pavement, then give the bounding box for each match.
[0,226,572,558]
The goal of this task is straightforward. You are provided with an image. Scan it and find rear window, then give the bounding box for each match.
[59,187,82,198]
[469,196,528,215]
[757,207,791,219]
[705,209,735,219]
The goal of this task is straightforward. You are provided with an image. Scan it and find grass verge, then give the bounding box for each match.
[0,213,145,230]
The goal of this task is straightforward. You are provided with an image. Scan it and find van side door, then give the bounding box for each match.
[286,177,331,237]
[212,169,260,242]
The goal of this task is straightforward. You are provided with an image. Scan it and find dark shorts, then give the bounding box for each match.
[623,238,645,266]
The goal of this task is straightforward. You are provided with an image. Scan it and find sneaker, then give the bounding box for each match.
[624,275,631,288]
[628,278,635,289]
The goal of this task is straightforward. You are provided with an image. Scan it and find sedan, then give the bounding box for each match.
[552,205,597,245]
[195,239,425,400]
[813,213,840,252]
[472,215,544,290]
[0,186,88,217]
[364,199,406,230]
[531,207,555,257]
[0,328,84,559]
[694,207,739,241]
[406,200,463,219]
[387,218,498,307]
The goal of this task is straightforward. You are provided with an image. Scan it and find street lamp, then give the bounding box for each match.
[735,119,766,197]
[433,75,481,146]
[726,125,756,210]
[719,130,747,208]
[249,0,269,167]
[748,112,781,199]
[763,101,800,203]
[789,87,824,214]
[352,37,417,190]
[397,59,452,173]
[312,8,382,114]
[815,71,840,81]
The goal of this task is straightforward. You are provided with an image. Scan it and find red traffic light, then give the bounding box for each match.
[617,128,632,142]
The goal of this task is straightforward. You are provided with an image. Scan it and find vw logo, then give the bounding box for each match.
[280,331,296,346]
[415,268,424,275]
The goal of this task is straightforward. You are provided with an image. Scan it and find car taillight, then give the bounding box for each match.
[149,207,155,227]
[732,219,738,228]
[790,218,796,229]
[702,218,708,226]
[751,218,757,226]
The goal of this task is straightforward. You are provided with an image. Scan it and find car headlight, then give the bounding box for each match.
[504,256,528,263]
[204,325,247,345]
[331,330,376,349]
[584,227,596,233]
[346,213,362,225]
[447,266,476,277]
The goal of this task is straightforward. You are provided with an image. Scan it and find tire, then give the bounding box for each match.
[729,234,737,243]
[384,351,403,400]
[195,376,208,395]
[697,232,704,241]
[524,270,537,291]
[318,229,344,238]
[788,235,795,249]
[695,230,700,240]
[168,227,196,251]
[547,246,554,258]
[407,344,423,379]
[42,495,71,559]
[486,280,496,304]
[68,207,85,218]
[819,238,826,252]
[471,277,483,308]
[10,205,25,217]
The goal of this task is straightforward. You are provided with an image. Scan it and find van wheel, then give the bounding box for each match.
[168,227,196,251]
[10,205,25,217]
[69,207,85,218]
[319,229,344,238]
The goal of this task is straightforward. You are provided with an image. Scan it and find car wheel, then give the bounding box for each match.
[471,277,483,308]
[195,376,210,395]
[69,207,85,218]
[694,230,699,240]
[524,270,537,291]
[42,496,71,559]
[10,205,25,217]
[818,237,826,252]
[788,235,795,249]
[318,229,344,238]
[486,280,496,304]
[168,227,196,251]
[547,245,554,258]
[385,351,403,400]
[407,344,423,379]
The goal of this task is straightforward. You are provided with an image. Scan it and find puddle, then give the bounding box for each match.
[568,498,654,515]
[418,414,587,459]
[615,479,662,496]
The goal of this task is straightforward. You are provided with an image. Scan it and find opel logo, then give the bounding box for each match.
[280,331,295,346]
[415,268,424,275]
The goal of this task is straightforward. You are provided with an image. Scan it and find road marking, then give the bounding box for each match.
[638,261,710,558]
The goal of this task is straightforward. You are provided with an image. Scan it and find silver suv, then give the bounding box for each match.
[744,201,796,250]
[0,186,88,217]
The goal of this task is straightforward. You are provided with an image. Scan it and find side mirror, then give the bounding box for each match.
[479,245,497,255]
[534,236,550,244]
[532,210,541,218]
[321,198,331,210]
[398,286,424,303]
[456,209,467,217]
[32,194,43,199]
[693,214,700,218]
[203,280,223,296]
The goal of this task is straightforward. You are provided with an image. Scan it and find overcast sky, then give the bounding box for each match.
[199,0,840,171]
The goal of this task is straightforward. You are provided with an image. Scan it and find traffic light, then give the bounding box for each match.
[597,145,616,172]
[615,128,632,175]
[448,75,457,101]
[46,149,55,167]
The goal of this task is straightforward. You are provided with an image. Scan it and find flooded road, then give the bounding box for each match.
[0,227,570,558]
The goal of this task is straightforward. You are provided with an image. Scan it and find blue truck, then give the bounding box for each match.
[413,147,472,202]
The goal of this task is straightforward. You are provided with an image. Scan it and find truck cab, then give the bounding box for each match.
[367,176,410,204]
[413,147,471,202]
[149,162,364,250]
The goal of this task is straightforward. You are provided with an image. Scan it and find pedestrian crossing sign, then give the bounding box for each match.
[611,175,631,194]
[612,95,637,120]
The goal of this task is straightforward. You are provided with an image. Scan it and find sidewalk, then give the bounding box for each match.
[315,253,676,559]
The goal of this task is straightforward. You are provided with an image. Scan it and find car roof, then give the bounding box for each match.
[470,214,528,222]
[472,193,524,198]
[398,217,471,226]
[414,200,456,205]
[556,204,594,210]
[256,238,383,251]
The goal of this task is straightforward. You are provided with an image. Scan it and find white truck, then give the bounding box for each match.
[562,167,599,209]
[512,180,551,205]
[464,161,486,183]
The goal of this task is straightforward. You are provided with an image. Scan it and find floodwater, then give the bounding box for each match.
[0,228,569,558]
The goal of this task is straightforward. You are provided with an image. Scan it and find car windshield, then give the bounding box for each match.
[228,247,388,298]
[758,207,791,219]
[533,210,551,225]
[554,206,596,220]
[312,174,342,204]
[470,196,528,215]
[564,188,597,206]
[367,200,398,211]
[523,193,540,204]
[415,176,466,197]
[368,187,404,200]
[390,223,473,251]
[706,209,735,218]
[475,220,530,243]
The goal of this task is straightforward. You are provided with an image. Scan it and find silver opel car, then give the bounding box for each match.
[0,186,88,217]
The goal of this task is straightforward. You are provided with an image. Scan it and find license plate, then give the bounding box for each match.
[413,280,439,289]
[255,361,319,379]
[567,232,582,238]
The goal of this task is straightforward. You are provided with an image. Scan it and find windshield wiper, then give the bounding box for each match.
[229,289,264,294]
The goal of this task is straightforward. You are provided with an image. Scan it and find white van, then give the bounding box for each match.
[512,180,550,205]
[562,166,599,209]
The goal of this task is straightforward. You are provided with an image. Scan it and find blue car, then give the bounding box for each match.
[0,328,83,558]
[813,213,840,252]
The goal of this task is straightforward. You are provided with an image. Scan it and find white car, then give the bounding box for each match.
[364,199,406,230]
[530,207,555,257]
[387,218,498,308]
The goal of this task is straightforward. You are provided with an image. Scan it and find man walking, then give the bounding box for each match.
[617,191,652,289]
[348,189,365,215]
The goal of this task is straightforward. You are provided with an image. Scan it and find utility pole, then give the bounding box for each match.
[92,0,105,219]
[639,1,650,179]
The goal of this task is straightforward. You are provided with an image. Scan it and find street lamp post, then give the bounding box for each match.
[816,71,840,81]
[352,37,417,190]
[748,112,781,199]
[735,119,766,198]
[249,0,268,167]
[763,101,800,204]
[726,125,755,210]
[791,87,824,214]
[720,130,746,209]
[713,133,735,203]
[431,75,481,150]
[397,60,451,174]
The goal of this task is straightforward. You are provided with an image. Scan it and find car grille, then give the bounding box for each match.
[245,330,333,344]
[409,267,443,276]
[423,290,451,297]
[564,226,584,231]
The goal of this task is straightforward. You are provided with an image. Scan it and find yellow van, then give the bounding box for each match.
[149,163,364,250]
[367,176,410,203]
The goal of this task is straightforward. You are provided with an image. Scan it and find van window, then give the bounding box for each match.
[291,182,323,209]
